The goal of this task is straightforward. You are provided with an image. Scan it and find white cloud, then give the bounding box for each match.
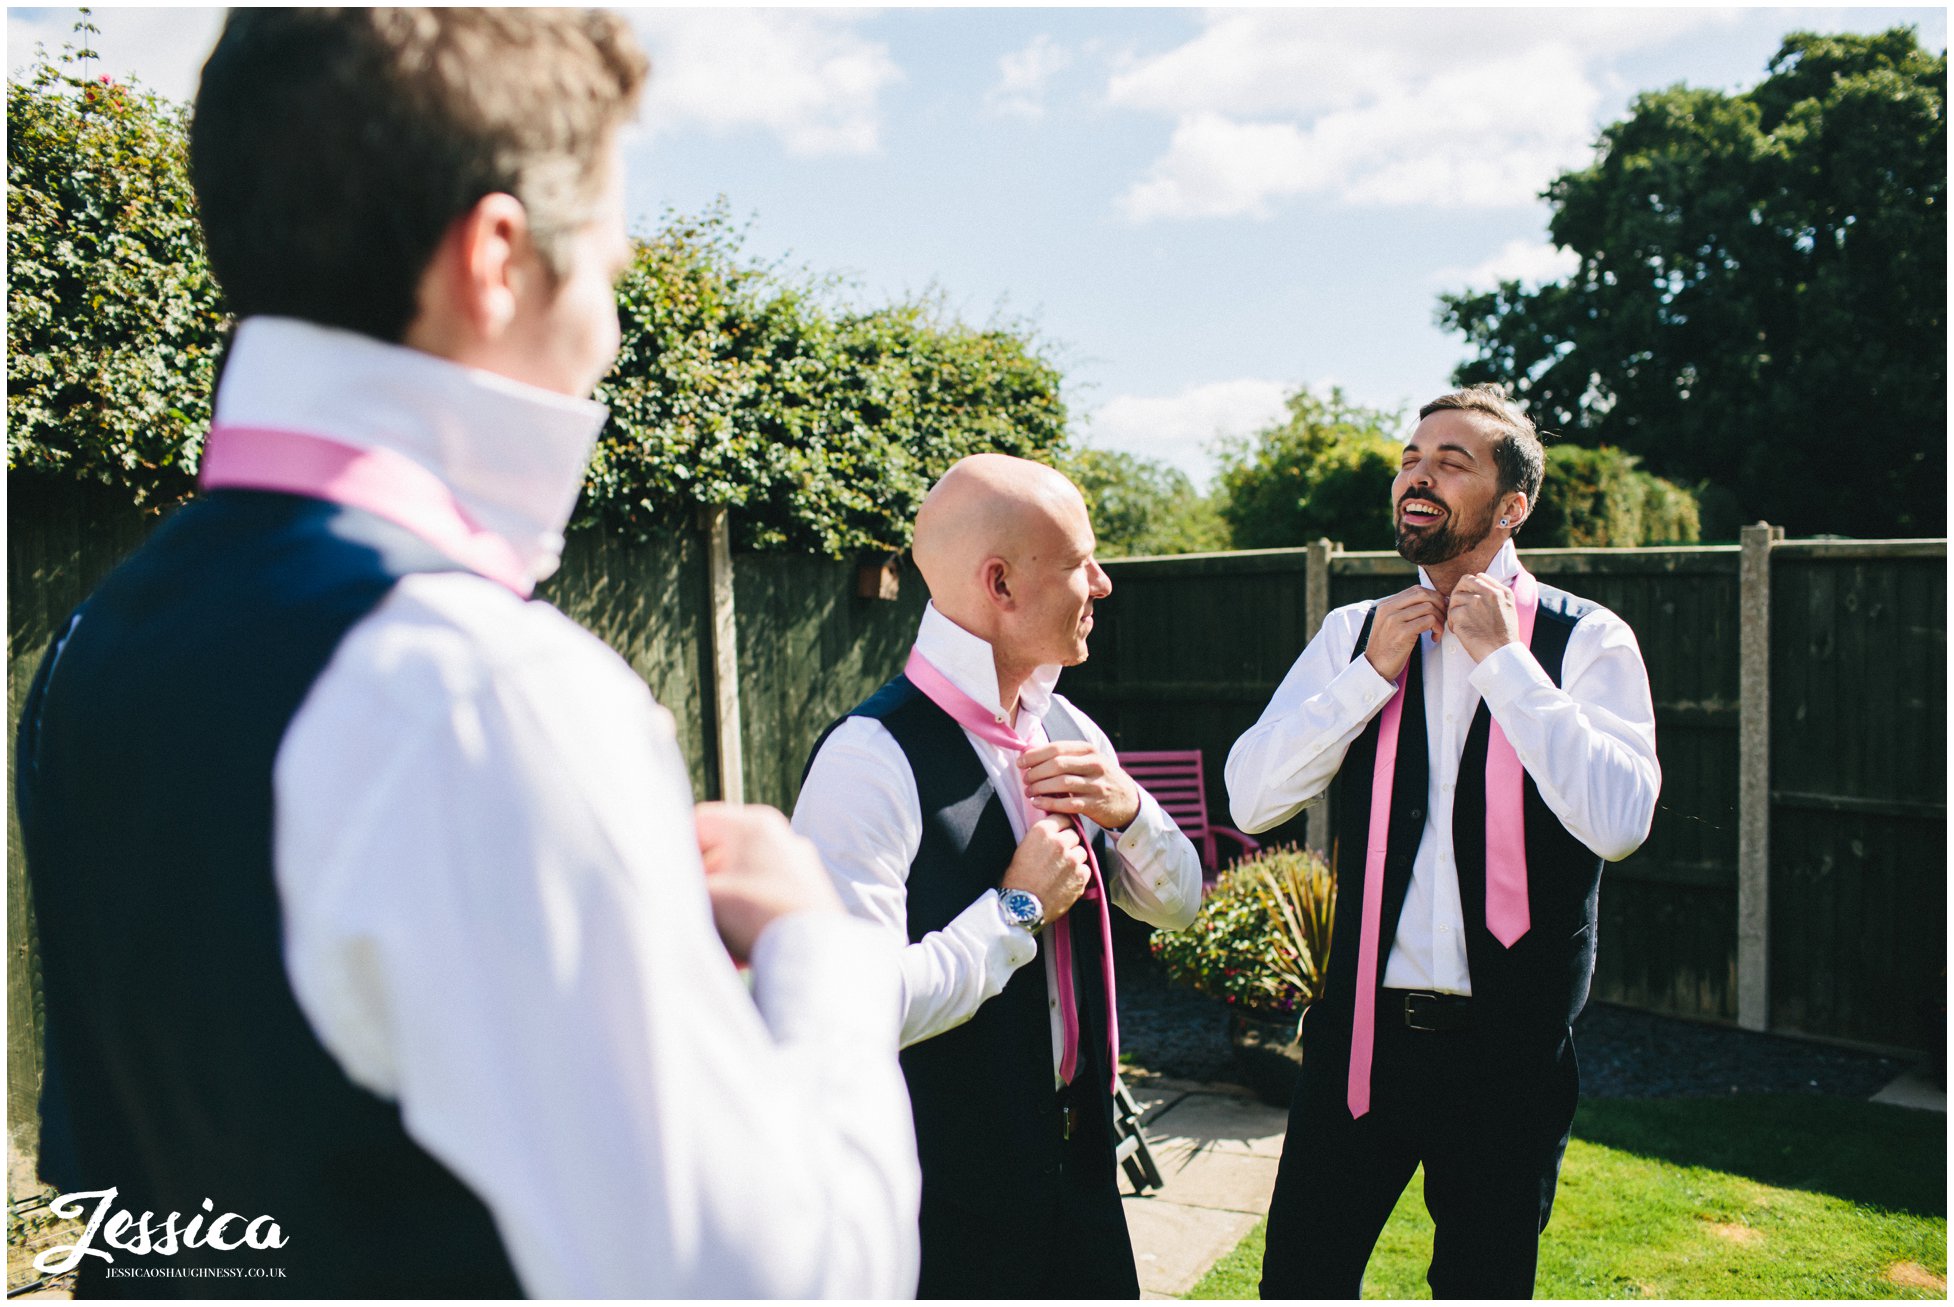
[1106,9,1735,119]
[2,9,902,163]
[1109,9,1737,220]
[1082,378,1294,487]
[1121,42,1601,219]
[631,11,900,157]
[1432,238,1580,290]
[1119,114,1321,221]
[8,8,224,104]
[985,34,1073,120]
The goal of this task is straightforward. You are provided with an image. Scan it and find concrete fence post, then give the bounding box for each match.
[1304,538,1340,857]
[1304,537,1337,644]
[703,505,745,804]
[1736,521,1780,1031]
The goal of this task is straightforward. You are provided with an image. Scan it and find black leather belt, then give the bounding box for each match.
[1381,989,1474,1032]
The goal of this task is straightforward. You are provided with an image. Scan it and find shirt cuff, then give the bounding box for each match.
[1334,642,1402,710]
[1115,792,1185,893]
[749,911,905,1048]
[957,889,1039,970]
[1468,639,1555,713]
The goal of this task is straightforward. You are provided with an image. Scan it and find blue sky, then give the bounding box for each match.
[9,5,1945,489]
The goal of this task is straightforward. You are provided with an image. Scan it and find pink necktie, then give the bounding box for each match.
[1347,570,1539,1119]
[198,425,534,597]
[904,648,1119,1092]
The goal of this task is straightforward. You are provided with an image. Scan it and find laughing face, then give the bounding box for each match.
[1392,409,1508,567]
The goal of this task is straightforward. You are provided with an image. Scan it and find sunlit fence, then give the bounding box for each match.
[1060,534,1946,1055]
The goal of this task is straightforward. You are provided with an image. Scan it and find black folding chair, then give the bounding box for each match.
[1111,1074,1164,1194]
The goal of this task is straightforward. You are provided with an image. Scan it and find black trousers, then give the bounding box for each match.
[1259,1003,1579,1300]
[916,1077,1140,1300]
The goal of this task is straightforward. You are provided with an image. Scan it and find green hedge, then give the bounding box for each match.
[1531,443,1702,547]
[7,60,224,506]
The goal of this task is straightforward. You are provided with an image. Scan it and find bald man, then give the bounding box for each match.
[793,455,1203,1298]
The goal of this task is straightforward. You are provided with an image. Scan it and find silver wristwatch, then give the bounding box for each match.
[997,887,1046,935]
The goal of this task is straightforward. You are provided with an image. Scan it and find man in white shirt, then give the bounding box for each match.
[1227,385,1660,1299]
[17,10,917,1297]
[794,454,1204,1298]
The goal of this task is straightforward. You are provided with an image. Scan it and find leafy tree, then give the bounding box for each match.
[1530,445,1701,547]
[594,206,1070,553]
[1440,28,1946,537]
[1212,385,1405,550]
[8,46,226,505]
[1056,446,1228,558]
[1209,383,1698,550]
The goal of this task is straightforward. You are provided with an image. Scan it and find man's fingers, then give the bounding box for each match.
[1021,754,1104,786]
[1017,740,1091,770]
[1028,816,1079,846]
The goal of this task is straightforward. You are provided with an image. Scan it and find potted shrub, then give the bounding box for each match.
[1150,845,1336,1105]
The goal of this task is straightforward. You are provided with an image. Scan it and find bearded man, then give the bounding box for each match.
[1226,384,1661,1299]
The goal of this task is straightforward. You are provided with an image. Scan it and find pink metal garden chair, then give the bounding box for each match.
[1117,750,1260,880]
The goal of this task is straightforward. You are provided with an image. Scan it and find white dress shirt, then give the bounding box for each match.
[241,317,920,1298]
[1225,541,1660,995]
[793,604,1203,1077]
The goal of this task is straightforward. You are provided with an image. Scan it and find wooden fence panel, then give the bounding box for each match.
[1058,551,1315,852]
[732,555,929,811]
[1768,544,1947,1050]
[6,479,166,1168]
[540,526,714,798]
[1533,554,1742,1023]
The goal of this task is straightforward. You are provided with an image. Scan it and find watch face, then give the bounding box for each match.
[1001,889,1040,928]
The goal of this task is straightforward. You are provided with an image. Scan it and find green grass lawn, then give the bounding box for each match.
[1188,1094,1946,1299]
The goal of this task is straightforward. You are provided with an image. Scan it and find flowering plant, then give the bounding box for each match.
[1150,845,1337,1023]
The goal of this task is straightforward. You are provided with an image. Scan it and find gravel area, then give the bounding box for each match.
[1117,956,1918,1100]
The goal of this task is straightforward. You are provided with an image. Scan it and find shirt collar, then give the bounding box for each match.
[211,316,609,586]
[1415,537,1520,590]
[915,602,1062,730]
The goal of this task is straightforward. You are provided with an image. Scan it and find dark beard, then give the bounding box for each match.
[1395,494,1499,566]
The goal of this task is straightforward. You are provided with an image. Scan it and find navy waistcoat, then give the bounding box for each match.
[806,676,1117,1206]
[16,490,524,1298]
[1316,584,1606,1052]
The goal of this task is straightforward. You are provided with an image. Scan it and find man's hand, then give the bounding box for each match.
[695,802,842,963]
[1364,584,1448,682]
[1019,740,1142,831]
[1000,815,1091,923]
[1446,573,1521,663]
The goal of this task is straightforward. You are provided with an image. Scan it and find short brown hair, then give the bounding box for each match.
[1419,383,1545,526]
[191,9,648,343]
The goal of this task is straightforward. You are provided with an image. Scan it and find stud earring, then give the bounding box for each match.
[1500,517,1510,526]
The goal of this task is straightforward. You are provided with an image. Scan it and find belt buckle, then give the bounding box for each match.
[1403,990,1442,1032]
